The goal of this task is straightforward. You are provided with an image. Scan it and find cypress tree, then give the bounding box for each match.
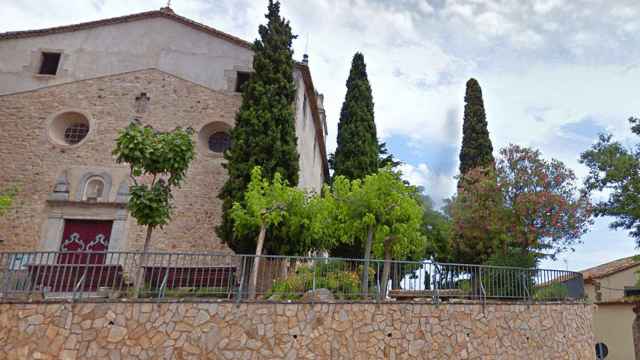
[330,52,379,258]
[458,78,494,175]
[218,0,299,254]
[332,52,379,180]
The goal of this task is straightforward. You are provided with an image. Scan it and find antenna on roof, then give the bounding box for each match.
[166,0,172,7]
[302,33,310,65]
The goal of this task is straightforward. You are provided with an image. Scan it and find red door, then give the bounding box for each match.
[58,219,113,264]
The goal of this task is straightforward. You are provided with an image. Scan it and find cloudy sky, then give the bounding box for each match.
[3,0,640,270]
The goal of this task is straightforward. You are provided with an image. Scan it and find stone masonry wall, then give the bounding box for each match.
[0,302,595,359]
[0,69,238,252]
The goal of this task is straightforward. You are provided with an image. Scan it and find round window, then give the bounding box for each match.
[208,132,231,153]
[64,123,89,145]
[198,122,232,156]
[48,111,91,146]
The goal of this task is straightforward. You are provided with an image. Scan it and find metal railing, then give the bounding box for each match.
[0,251,584,303]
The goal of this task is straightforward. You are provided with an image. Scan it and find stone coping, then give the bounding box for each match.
[0,298,589,306]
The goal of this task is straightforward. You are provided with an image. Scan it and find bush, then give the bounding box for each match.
[534,283,569,301]
[267,261,364,300]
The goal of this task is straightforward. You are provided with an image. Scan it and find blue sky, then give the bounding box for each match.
[3,0,640,271]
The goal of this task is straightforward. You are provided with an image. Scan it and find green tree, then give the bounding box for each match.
[219,0,299,254]
[420,195,452,262]
[113,122,195,295]
[458,78,495,175]
[332,52,379,180]
[230,167,338,298]
[329,169,425,297]
[580,117,640,244]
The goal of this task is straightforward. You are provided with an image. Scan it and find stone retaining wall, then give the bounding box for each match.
[0,301,594,359]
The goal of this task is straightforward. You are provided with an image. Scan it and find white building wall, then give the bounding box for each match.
[0,17,253,94]
[293,71,325,193]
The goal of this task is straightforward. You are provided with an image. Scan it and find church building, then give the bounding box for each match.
[0,7,329,255]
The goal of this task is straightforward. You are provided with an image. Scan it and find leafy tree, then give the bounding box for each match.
[580,117,640,244]
[420,195,452,262]
[459,78,494,175]
[332,52,379,180]
[218,0,299,254]
[230,167,338,298]
[450,145,592,265]
[329,169,425,297]
[329,141,402,258]
[498,144,592,259]
[113,122,195,295]
[449,167,508,265]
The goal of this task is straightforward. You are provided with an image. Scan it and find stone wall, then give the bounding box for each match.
[0,301,595,359]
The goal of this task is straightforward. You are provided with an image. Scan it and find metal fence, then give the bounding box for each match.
[0,251,584,303]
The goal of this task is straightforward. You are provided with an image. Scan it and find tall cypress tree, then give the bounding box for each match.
[332,52,379,180]
[458,78,494,175]
[330,52,379,258]
[218,0,299,254]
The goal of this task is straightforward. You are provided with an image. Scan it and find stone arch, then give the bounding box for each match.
[76,171,112,202]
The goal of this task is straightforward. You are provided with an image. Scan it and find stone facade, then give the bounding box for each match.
[0,301,595,359]
[0,69,241,252]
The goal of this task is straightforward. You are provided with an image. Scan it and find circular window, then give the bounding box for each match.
[64,123,89,145]
[48,111,91,146]
[208,132,231,153]
[198,121,232,156]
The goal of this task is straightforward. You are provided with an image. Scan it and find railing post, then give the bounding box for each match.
[312,259,316,293]
[479,267,486,313]
[236,256,246,304]
[432,261,440,306]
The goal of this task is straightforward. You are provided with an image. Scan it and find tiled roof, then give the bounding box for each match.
[0,7,252,49]
[580,255,640,281]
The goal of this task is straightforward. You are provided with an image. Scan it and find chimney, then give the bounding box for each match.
[302,54,309,65]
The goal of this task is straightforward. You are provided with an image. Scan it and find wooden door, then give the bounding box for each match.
[58,219,113,264]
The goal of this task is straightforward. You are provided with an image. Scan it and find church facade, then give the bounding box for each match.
[0,8,328,254]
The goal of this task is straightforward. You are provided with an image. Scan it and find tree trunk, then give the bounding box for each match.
[248,224,267,300]
[361,225,374,296]
[134,225,154,298]
[379,237,393,300]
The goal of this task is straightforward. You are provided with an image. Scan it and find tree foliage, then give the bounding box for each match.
[230,167,339,298]
[459,78,494,175]
[113,122,195,247]
[327,169,425,295]
[581,117,640,244]
[449,167,508,265]
[450,144,592,265]
[219,0,299,253]
[231,167,344,255]
[332,52,379,180]
[498,144,592,259]
[420,195,452,262]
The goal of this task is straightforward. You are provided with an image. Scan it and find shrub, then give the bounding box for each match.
[534,283,569,301]
[267,261,364,300]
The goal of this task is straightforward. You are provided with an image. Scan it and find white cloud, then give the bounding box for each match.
[399,163,456,206]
